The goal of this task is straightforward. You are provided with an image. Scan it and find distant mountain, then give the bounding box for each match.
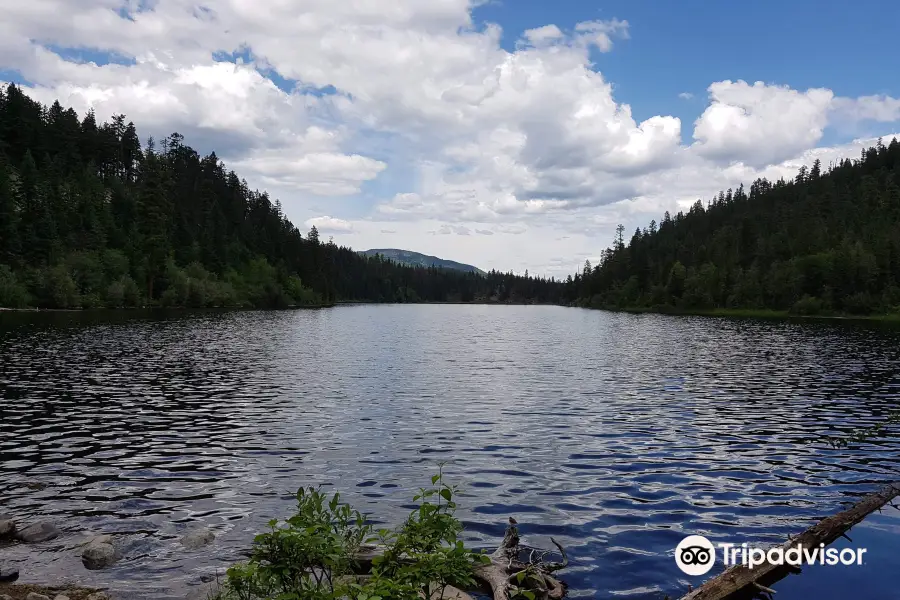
[359,249,486,274]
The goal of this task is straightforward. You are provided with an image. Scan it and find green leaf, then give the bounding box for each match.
[440,489,452,502]
[522,591,536,600]
[432,474,441,484]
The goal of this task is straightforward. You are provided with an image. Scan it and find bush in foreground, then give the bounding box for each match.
[218,470,489,600]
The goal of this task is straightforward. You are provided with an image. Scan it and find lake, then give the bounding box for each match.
[1,305,899,600]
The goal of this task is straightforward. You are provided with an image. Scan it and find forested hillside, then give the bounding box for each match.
[359,249,485,274]
[564,138,900,315]
[0,85,562,309]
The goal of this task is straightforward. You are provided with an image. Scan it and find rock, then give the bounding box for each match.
[54,596,72,600]
[86,534,112,546]
[0,594,13,600]
[86,594,109,600]
[0,564,19,582]
[0,515,15,539]
[82,541,117,570]
[180,527,215,549]
[25,593,51,600]
[77,533,112,547]
[16,521,60,543]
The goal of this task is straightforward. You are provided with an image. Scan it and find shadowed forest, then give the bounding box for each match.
[2,85,899,316]
[0,85,562,309]
[564,138,900,316]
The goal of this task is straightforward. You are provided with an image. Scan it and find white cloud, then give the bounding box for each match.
[831,95,900,123]
[573,19,630,52]
[231,151,386,196]
[305,216,355,233]
[692,80,834,167]
[1,2,899,275]
[523,24,564,46]
[678,92,693,100]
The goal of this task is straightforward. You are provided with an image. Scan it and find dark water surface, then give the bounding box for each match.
[1,305,900,599]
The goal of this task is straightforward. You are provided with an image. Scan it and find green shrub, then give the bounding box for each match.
[105,279,125,308]
[842,292,876,315]
[42,265,80,309]
[80,293,103,309]
[0,264,29,308]
[284,275,320,305]
[65,251,104,296]
[121,276,142,307]
[219,470,487,600]
[101,249,130,280]
[790,294,825,316]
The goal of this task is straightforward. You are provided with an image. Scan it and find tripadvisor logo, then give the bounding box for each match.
[675,535,716,576]
[675,534,868,575]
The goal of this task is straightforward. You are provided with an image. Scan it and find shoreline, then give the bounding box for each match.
[0,300,556,313]
[0,303,336,313]
[5,302,900,323]
[578,305,900,323]
[0,583,106,600]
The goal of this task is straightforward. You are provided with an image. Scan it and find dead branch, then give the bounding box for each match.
[472,520,569,600]
[677,482,900,600]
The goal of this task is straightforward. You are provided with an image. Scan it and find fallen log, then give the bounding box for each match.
[676,482,900,600]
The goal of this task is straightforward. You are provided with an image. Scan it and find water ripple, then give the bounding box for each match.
[1,306,900,599]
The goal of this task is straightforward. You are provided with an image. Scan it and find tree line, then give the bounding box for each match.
[0,85,563,309]
[562,138,900,316]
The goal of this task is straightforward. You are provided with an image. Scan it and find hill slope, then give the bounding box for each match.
[565,137,900,316]
[0,85,563,308]
[359,249,485,274]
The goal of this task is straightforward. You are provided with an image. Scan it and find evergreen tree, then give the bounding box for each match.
[572,137,900,316]
[0,89,563,309]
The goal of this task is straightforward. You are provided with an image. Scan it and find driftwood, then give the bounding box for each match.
[472,520,568,600]
[677,482,900,600]
[354,519,569,600]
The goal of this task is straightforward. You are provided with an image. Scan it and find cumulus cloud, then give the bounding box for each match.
[522,24,564,46]
[692,80,834,167]
[831,95,900,123]
[2,1,899,274]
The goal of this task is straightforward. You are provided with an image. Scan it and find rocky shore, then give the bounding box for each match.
[1,514,219,600]
[0,585,108,600]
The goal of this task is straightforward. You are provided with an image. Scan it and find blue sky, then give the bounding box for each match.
[478,0,900,143]
[2,1,900,274]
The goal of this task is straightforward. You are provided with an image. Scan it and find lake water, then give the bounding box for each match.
[1,305,900,600]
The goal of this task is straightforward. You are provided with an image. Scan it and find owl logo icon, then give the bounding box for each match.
[675,535,716,576]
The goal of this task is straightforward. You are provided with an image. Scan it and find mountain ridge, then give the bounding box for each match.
[360,249,486,275]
